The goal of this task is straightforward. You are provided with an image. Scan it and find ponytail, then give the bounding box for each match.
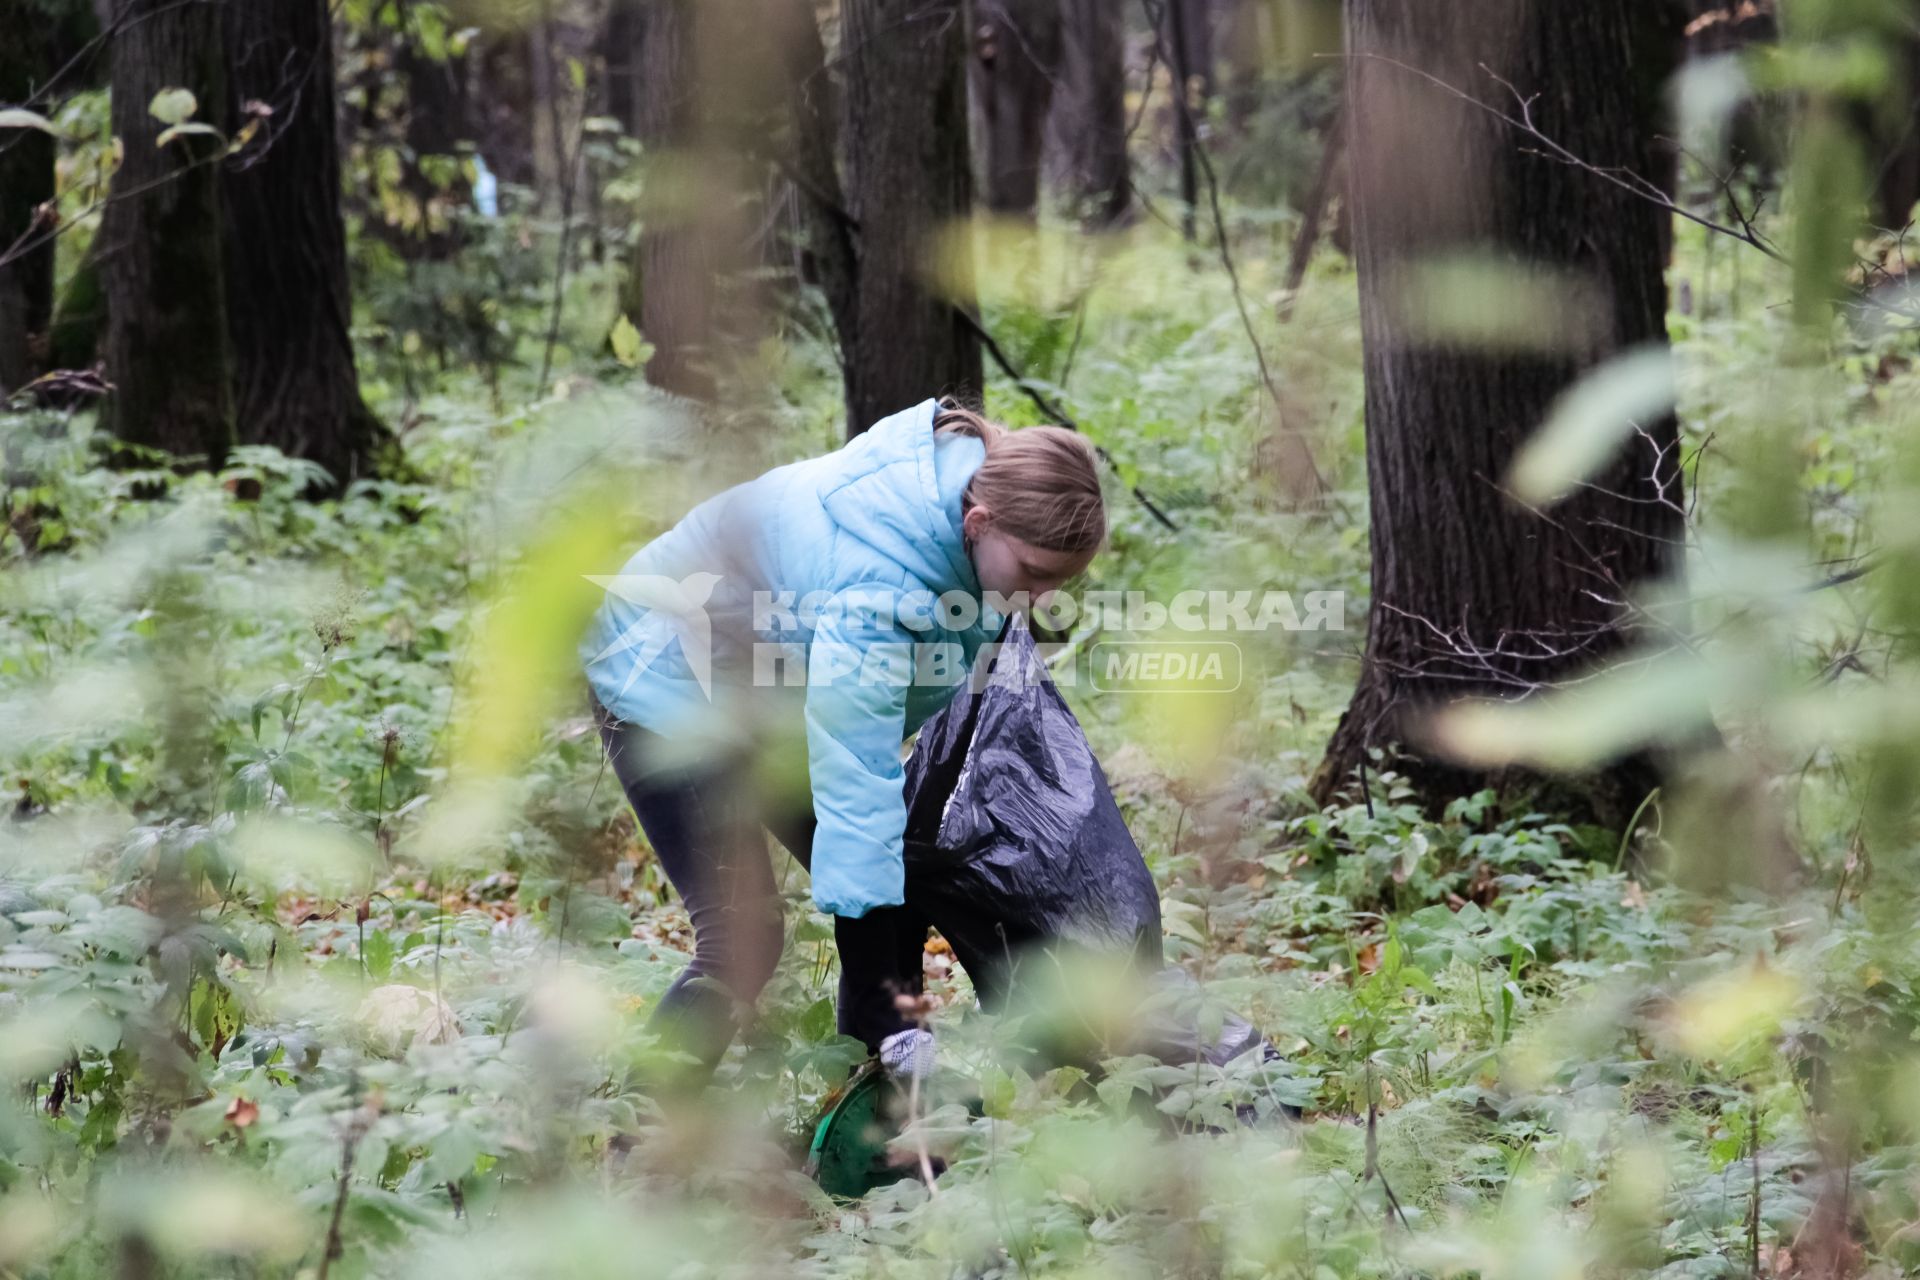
[932,396,1106,555]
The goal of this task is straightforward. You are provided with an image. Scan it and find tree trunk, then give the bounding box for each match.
[1173,0,1215,104]
[843,0,981,434]
[1158,0,1212,240]
[0,3,57,394]
[470,29,537,194]
[528,15,562,217]
[1277,106,1344,322]
[971,0,1062,217]
[769,0,859,392]
[222,0,384,488]
[392,0,471,260]
[599,0,645,135]
[1866,32,1920,233]
[1046,0,1132,228]
[1309,0,1683,827]
[99,0,234,464]
[624,0,705,397]
[1215,0,1264,134]
[619,0,749,400]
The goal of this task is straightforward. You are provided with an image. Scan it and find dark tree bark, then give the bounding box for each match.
[1046,0,1132,227]
[971,0,1062,217]
[769,0,859,387]
[5,1,105,391]
[1309,0,1684,827]
[221,0,384,488]
[470,30,537,194]
[0,4,58,394]
[99,0,234,463]
[843,0,981,434]
[598,0,645,135]
[1865,32,1920,234]
[1155,0,1213,241]
[1172,0,1215,104]
[1277,106,1344,322]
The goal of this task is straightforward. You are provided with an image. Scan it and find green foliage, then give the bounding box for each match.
[10,6,1920,1271]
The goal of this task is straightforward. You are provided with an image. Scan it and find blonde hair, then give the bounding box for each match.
[933,397,1106,555]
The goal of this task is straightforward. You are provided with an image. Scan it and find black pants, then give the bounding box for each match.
[591,695,927,1082]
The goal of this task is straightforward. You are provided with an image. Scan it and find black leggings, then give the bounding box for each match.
[591,696,927,1080]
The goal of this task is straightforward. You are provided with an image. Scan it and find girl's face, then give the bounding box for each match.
[963,504,1096,612]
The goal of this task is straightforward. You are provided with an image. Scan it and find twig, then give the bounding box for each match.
[1748,1092,1762,1278]
[1361,1067,1409,1229]
[1333,51,1920,331]
[1335,51,1784,262]
[315,1101,377,1280]
[1279,107,1345,324]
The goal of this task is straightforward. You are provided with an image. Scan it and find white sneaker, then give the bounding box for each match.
[879,1028,937,1081]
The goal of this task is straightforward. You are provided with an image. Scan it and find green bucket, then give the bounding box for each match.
[803,1062,984,1200]
[804,1061,915,1200]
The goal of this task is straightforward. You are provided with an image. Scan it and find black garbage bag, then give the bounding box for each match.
[901,614,1265,1070]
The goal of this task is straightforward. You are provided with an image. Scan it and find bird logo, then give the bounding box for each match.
[583,571,725,701]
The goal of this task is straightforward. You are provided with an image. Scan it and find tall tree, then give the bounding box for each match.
[98,0,234,463]
[1157,0,1213,240]
[971,0,1062,217]
[1046,0,1132,227]
[842,0,981,433]
[222,0,384,486]
[598,0,645,136]
[0,2,57,394]
[388,0,472,260]
[767,0,858,394]
[13,0,109,386]
[615,0,769,400]
[1310,0,1683,824]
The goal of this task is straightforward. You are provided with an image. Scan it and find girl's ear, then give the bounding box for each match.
[962,503,990,539]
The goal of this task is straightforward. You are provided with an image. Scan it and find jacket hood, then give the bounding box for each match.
[821,398,985,598]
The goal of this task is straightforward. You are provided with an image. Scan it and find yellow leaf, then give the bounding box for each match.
[610,314,648,369]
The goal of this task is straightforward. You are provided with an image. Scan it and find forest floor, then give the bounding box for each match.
[0,214,1913,1278]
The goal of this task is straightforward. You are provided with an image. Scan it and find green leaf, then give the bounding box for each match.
[795,1035,867,1083]
[798,996,835,1043]
[0,107,62,137]
[424,1117,486,1182]
[361,928,395,980]
[1160,898,1207,946]
[149,88,199,126]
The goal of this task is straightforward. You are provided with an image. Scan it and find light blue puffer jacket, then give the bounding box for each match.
[580,398,1003,918]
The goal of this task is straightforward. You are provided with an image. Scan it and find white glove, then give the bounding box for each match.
[878,1028,937,1081]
